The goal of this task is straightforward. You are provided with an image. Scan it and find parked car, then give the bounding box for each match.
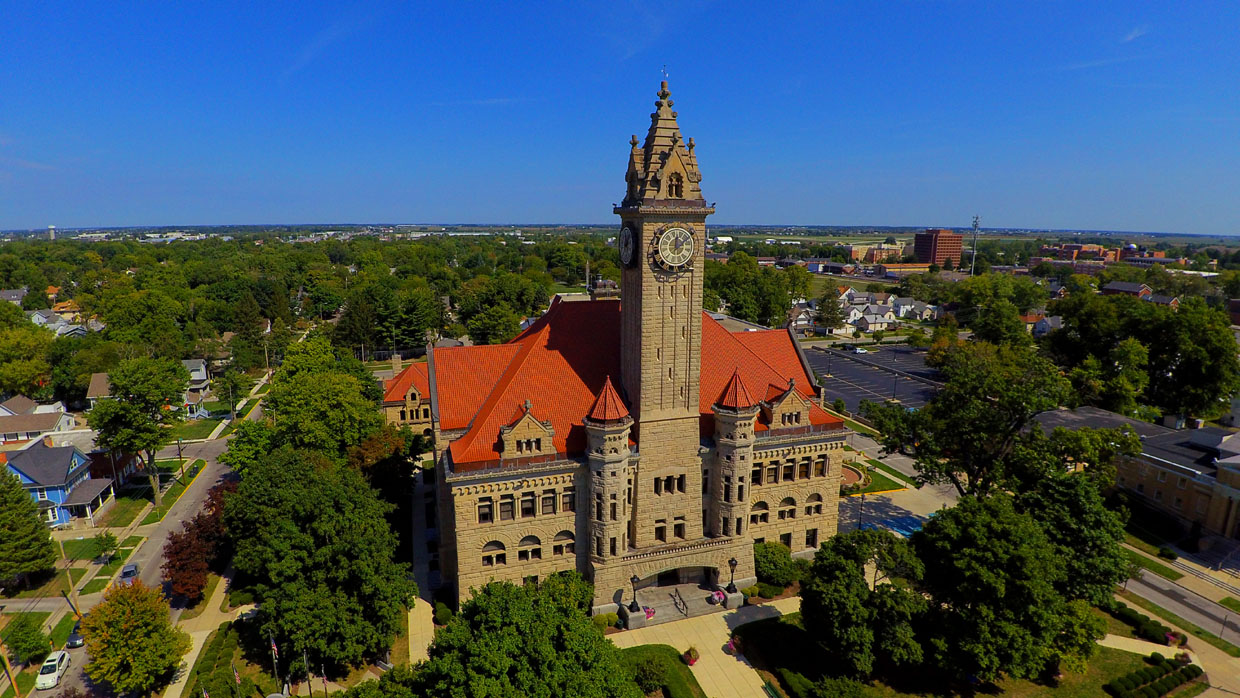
[66,618,84,648]
[35,651,70,690]
[118,563,139,586]
[852,347,868,354]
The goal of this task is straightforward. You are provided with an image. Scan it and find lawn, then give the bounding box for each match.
[79,578,110,595]
[141,460,204,524]
[1,568,75,599]
[49,612,77,647]
[0,611,51,639]
[735,612,1147,698]
[1124,549,1184,581]
[619,644,707,698]
[172,418,223,441]
[0,667,36,698]
[1096,605,1136,639]
[121,535,143,548]
[847,467,906,496]
[61,537,99,560]
[1119,590,1240,657]
[179,574,221,621]
[868,459,918,487]
[1221,597,1240,614]
[98,488,152,528]
[550,283,587,295]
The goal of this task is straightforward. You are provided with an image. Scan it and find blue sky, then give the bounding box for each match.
[1,2,1237,234]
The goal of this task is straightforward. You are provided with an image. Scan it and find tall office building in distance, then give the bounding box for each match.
[914,228,963,266]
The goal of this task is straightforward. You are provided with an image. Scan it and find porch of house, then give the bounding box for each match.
[63,478,115,527]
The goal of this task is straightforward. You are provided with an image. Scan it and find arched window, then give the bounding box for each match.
[778,497,797,520]
[518,535,542,562]
[750,501,769,526]
[806,493,824,516]
[668,173,684,198]
[482,541,506,567]
[553,530,575,556]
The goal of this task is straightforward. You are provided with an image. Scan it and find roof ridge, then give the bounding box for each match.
[709,313,802,395]
[451,323,552,459]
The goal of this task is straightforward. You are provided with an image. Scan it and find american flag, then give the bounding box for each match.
[202,689,209,698]
[270,636,279,659]
[232,663,241,686]
[322,665,328,693]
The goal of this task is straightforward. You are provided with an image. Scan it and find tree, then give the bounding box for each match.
[466,302,522,345]
[863,342,1070,496]
[0,324,54,397]
[89,357,190,506]
[799,529,925,678]
[904,327,929,349]
[912,495,1095,682]
[215,367,254,419]
[264,372,383,456]
[753,541,798,587]
[970,298,1030,346]
[0,471,58,587]
[91,531,119,563]
[224,447,416,668]
[2,613,51,665]
[416,573,641,698]
[218,419,276,477]
[814,295,846,332]
[81,581,190,695]
[162,527,209,603]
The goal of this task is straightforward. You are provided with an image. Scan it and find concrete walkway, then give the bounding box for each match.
[408,598,434,664]
[1098,634,1201,666]
[1113,595,1240,695]
[611,597,800,698]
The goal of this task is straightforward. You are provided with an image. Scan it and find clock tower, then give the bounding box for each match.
[615,81,714,546]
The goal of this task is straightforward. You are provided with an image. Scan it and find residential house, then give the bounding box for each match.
[2,438,114,526]
[181,359,211,418]
[848,292,876,306]
[86,373,111,408]
[51,300,82,322]
[1101,281,1152,298]
[27,309,63,328]
[855,314,893,333]
[1018,313,1045,333]
[0,398,74,444]
[859,304,896,322]
[1032,316,1063,339]
[892,298,935,321]
[1146,294,1180,310]
[0,287,28,305]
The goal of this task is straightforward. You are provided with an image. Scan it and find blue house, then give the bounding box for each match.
[3,439,114,527]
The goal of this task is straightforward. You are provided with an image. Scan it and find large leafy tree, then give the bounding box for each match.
[218,419,276,477]
[81,581,190,695]
[88,357,189,506]
[466,303,522,345]
[1,613,51,665]
[0,324,54,397]
[264,372,383,456]
[223,447,416,668]
[0,471,58,586]
[969,298,1030,347]
[912,495,1102,682]
[417,573,641,698]
[800,529,926,678]
[863,342,1070,496]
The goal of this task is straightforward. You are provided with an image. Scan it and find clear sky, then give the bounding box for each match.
[2,2,1237,234]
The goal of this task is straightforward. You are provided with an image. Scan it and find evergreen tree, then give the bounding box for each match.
[0,471,58,587]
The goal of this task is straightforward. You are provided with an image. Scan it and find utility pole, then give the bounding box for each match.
[0,636,21,698]
[969,215,981,277]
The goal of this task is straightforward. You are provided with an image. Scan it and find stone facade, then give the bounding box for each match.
[428,82,850,613]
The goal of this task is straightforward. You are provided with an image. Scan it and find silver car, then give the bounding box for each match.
[118,563,139,586]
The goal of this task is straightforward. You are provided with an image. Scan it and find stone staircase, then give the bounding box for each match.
[630,583,725,628]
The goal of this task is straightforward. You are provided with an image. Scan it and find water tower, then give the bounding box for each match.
[48,225,55,241]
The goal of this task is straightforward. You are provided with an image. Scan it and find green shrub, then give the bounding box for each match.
[775,667,817,698]
[754,541,797,587]
[742,585,760,598]
[633,658,666,694]
[1157,546,1178,560]
[592,612,619,631]
[433,601,454,625]
[793,557,812,583]
[757,582,783,599]
[813,676,867,698]
[1148,652,1165,664]
[1,615,50,665]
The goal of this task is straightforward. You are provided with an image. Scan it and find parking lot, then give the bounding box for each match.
[806,346,940,414]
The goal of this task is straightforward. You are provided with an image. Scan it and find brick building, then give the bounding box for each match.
[913,228,963,266]
[425,82,850,614]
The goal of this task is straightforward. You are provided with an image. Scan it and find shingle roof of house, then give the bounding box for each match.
[0,412,64,436]
[1103,281,1151,293]
[62,477,112,506]
[432,298,841,468]
[0,288,28,303]
[382,362,430,404]
[4,440,87,487]
[1,395,37,415]
[1146,294,1179,305]
[87,373,110,399]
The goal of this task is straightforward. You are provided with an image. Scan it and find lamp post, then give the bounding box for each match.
[726,557,738,594]
[629,575,641,613]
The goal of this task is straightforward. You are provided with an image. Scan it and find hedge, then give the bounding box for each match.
[1103,652,1205,697]
[1103,600,1176,644]
[592,612,620,631]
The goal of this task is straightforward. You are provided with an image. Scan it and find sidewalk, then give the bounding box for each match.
[1098,634,1202,667]
[610,597,801,698]
[408,598,433,664]
[1126,543,1240,605]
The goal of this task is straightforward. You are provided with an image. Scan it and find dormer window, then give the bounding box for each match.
[668,173,684,198]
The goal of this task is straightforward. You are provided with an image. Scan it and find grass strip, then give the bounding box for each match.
[869,460,918,487]
[1221,597,1240,614]
[1119,590,1240,657]
[179,574,221,621]
[49,612,77,647]
[121,535,143,547]
[141,460,205,524]
[79,578,109,595]
[1124,548,1184,581]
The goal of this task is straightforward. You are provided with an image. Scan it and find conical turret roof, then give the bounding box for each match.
[716,369,757,410]
[586,376,630,423]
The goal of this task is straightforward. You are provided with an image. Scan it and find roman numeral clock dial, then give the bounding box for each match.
[654,226,694,271]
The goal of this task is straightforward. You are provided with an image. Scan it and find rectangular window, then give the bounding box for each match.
[541,492,556,515]
[553,544,564,556]
[722,517,732,536]
[674,522,685,539]
[482,555,493,567]
[596,497,604,522]
[665,476,675,493]
[752,467,762,485]
[519,549,530,562]
[806,528,818,549]
[610,501,617,521]
[737,485,745,501]
[1197,499,1209,514]
[702,471,709,494]
[723,476,732,503]
[783,463,795,481]
[1177,478,1188,490]
[815,457,826,477]
[654,478,663,495]
[1174,497,1184,510]
[767,465,778,483]
[655,522,667,542]
[799,460,810,479]
[561,490,575,512]
[1157,471,1167,483]
[779,533,792,548]
[499,498,515,521]
[610,537,617,556]
[477,498,493,524]
[36,488,48,501]
[677,475,686,493]
[521,495,536,518]
[495,553,506,565]
[736,517,743,535]
[596,537,603,556]
[1154,489,1163,501]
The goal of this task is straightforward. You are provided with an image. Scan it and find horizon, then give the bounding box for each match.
[2,3,1237,234]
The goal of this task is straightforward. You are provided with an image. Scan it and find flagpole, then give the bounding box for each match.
[269,636,279,690]
[304,649,312,698]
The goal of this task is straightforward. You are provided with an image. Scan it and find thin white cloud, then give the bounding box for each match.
[283,14,374,79]
[1123,26,1150,43]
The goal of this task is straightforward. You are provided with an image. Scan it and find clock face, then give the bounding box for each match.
[656,227,695,270]
[618,226,635,267]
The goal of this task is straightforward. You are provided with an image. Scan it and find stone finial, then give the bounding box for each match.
[630,134,639,148]
[658,81,670,100]
[687,137,695,151]
[788,378,796,390]
[524,399,532,412]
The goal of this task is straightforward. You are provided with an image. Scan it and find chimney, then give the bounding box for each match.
[390,352,402,375]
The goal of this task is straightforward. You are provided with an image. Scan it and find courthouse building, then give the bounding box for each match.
[424,82,851,612]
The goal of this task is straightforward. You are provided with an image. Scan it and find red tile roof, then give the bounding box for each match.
[432,298,842,468]
[587,376,629,422]
[382,362,430,404]
[716,369,757,410]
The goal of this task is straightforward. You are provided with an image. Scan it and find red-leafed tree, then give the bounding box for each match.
[162,528,209,602]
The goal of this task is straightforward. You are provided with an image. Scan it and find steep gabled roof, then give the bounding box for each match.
[1,395,37,415]
[716,370,757,410]
[382,362,430,404]
[6,440,86,487]
[587,377,630,422]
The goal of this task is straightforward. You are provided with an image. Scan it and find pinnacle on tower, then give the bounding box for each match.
[586,376,630,423]
[716,369,757,411]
